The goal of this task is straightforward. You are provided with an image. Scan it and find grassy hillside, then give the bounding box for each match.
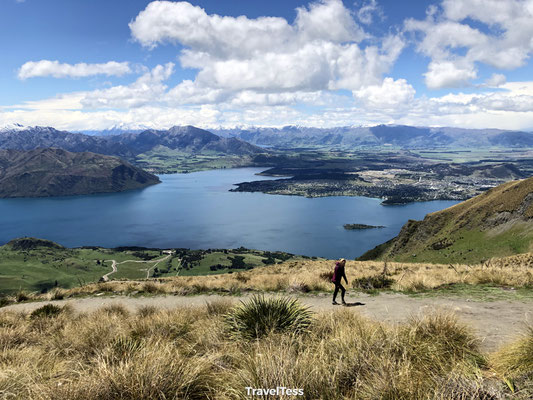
[359,177,533,264]
[0,148,160,198]
[0,238,302,294]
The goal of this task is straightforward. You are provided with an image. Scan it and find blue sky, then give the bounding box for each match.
[1,0,533,130]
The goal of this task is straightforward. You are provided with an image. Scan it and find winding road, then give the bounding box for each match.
[100,254,172,281]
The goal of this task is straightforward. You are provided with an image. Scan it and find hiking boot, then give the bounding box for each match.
[332,301,339,305]
[342,301,347,306]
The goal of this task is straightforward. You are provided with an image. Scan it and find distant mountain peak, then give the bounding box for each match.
[0,123,27,132]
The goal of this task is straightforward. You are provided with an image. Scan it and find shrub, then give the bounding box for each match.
[319,271,334,282]
[287,281,310,293]
[142,282,160,294]
[353,274,394,290]
[15,291,29,302]
[49,288,65,300]
[30,304,63,319]
[224,295,313,339]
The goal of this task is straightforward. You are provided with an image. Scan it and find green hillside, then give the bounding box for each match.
[359,177,533,264]
[0,238,301,294]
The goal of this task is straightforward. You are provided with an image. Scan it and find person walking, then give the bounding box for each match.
[331,258,348,305]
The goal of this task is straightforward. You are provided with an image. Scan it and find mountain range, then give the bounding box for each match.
[0,125,264,158]
[214,125,533,148]
[0,148,160,198]
[2,124,533,153]
[359,176,533,264]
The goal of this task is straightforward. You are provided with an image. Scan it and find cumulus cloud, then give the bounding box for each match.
[4,79,533,131]
[6,0,533,131]
[81,63,174,109]
[484,73,506,87]
[18,60,132,80]
[129,0,404,103]
[406,0,533,89]
[353,77,415,110]
[357,0,383,25]
[424,60,477,89]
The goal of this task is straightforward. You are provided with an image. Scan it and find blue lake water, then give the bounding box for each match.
[0,168,458,259]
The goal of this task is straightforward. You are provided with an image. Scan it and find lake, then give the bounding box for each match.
[0,168,457,259]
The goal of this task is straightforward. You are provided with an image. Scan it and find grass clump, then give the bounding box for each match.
[224,295,313,339]
[353,274,394,290]
[205,298,235,316]
[29,304,64,319]
[401,313,484,369]
[15,290,30,302]
[492,326,533,397]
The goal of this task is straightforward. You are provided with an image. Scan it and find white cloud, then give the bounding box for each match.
[424,61,477,89]
[17,60,132,80]
[5,0,533,132]
[294,0,366,43]
[406,0,533,89]
[484,73,506,87]
[357,0,383,25]
[130,0,404,103]
[81,63,174,109]
[4,80,533,131]
[353,77,415,110]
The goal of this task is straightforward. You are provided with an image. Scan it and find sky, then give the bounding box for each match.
[1,0,533,131]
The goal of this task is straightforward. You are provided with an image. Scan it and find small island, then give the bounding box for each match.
[344,224,385,230]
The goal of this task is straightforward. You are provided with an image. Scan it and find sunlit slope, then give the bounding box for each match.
[359,177,533,263]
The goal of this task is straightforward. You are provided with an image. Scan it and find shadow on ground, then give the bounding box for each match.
[333,302,365,307]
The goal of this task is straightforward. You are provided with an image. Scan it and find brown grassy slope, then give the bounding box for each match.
[359,177,533,263]
[1,301,531,399]
[17,254,532,302]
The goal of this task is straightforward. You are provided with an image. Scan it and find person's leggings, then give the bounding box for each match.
[333,282,346,302]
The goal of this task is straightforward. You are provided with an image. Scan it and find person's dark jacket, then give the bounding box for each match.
[331,262,347,284]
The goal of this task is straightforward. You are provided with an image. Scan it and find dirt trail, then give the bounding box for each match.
[2,293,531,351]
[101,260,117,281]
[100,254,171,281]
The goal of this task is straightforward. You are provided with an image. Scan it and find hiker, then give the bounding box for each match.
[331,258,348,305]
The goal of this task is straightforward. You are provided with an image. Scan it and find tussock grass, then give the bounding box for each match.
[224,295,313,339]
[491,326,533,398]
[29,304,64,319]
[352,274,394,290]
[0,302,530,399]
[205,298,235,316]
